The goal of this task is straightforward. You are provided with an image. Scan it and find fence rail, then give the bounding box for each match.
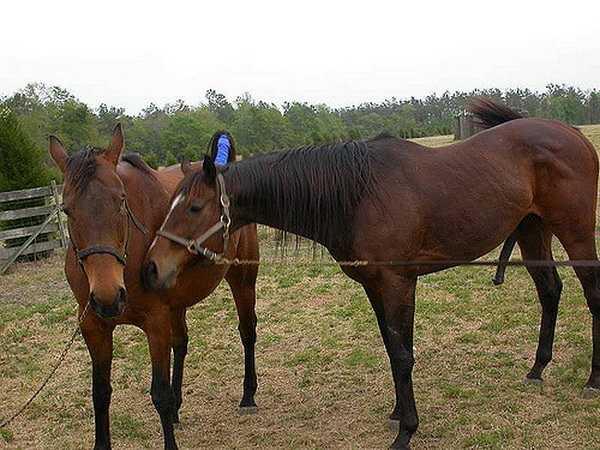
[0,182,66,274]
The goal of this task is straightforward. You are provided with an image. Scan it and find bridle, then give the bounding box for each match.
[156,173,231,262]
[67,197,148,267]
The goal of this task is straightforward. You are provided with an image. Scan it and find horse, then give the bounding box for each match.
[143,99,600,449]
[48,125,260,450]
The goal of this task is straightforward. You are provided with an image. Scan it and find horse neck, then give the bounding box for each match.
[118,165,170,240]
[224,150,371,248]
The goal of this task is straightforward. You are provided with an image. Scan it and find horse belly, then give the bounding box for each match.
[419,183,533,264]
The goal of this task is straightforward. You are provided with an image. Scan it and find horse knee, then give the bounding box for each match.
[173,339,188,359]
[238,320,257,345]
[151,379,175,415]
[391,349,415,377]
[537,270,562,310]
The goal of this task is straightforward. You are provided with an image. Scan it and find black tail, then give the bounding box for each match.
[468,97,524,130]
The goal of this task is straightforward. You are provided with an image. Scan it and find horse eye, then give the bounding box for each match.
[189,203,203,213]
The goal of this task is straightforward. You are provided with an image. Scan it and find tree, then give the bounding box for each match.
[0,108,52,191]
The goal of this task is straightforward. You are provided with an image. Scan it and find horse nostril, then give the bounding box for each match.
[143,260,158,289]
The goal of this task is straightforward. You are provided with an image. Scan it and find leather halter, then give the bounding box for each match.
[156,173,231,262]
[68,197,148,267]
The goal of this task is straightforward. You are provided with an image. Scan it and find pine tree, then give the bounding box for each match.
[0,107,52,191]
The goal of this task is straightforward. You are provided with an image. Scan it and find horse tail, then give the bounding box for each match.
[468,97,524,129]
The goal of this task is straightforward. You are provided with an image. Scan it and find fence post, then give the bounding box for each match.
[50,180,68,248]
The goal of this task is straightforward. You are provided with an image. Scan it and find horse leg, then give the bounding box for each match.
[145,312,178,450]
[170,308,188,424]
[515,216,563,382]
[226,263,259,413]
[552,233,600,394]
[81,317,114,450]
[367,274,418,450]
[364,286,402,430]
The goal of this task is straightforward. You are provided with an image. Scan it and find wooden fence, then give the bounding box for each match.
[0,181,67,274]
[455,109,529,140]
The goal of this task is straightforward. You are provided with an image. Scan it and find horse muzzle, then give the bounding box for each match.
[90,287,127,318]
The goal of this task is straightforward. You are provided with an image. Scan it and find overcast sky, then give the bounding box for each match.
[1,0,599,114]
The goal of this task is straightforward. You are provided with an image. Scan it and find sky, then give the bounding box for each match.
[1,0,599,114]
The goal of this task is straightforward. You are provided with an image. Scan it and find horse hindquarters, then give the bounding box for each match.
[535,132,600,392]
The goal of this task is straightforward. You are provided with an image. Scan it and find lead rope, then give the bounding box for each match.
[0,300,91,429]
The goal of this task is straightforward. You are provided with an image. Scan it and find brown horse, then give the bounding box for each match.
[144,99,600,449]
[48,126,259,450]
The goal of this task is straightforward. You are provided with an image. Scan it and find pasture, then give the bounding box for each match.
[2,127,600,449]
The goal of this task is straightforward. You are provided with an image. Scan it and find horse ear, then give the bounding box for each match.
[203,154,216,184]
[104,123,124,166]
[49,136,68,173]
[180,158,192,175]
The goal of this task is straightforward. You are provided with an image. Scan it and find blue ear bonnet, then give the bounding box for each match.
[214,134,231,166]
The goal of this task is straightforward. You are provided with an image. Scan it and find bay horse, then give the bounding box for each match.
[48,126,259,450]
[144,99,600,449]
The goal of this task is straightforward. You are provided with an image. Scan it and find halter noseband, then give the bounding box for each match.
[69,197,148,267]
[156,173,231,262]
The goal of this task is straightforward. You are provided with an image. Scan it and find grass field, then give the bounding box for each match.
[2,126,600,449]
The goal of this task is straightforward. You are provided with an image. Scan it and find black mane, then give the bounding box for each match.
[122,152,156,177]
[216,137,386,246]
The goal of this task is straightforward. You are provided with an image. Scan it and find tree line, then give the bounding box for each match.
[1,82,599,190]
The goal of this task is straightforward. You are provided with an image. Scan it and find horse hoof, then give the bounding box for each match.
[582,386,600,399]
[523,377,543,386]
[239,405,258,415]
[388,418,400,432]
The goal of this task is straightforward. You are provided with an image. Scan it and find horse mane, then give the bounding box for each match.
[208,130,237,164]
[65,149,157,193]
[212,137,386,246]
[468,97,524,129]
[121,152,157,178]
